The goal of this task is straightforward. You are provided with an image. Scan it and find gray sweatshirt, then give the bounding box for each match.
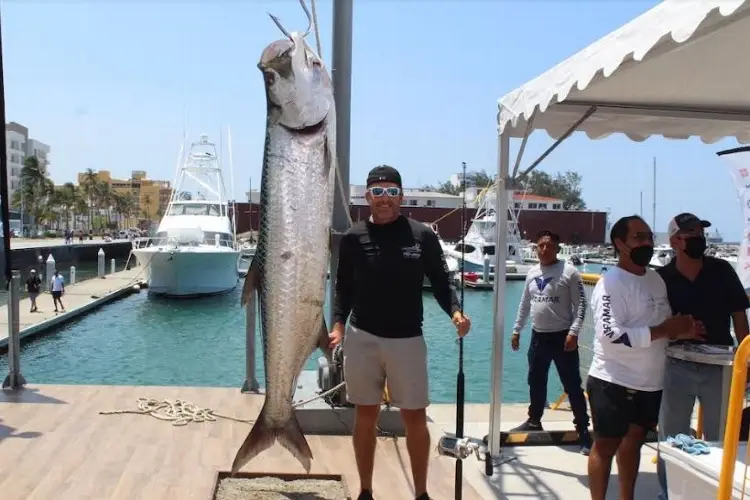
[512,260,586,335]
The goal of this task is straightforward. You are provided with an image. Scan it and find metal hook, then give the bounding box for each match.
[268,13,293,40]
[267,0,313,41]
[298,0,313,37]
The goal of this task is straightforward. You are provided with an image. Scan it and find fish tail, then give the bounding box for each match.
[230,406,313,475]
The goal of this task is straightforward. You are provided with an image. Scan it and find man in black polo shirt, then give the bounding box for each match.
[656,212,750,500]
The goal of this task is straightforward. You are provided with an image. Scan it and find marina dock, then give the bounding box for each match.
[0,384,665,499]
[0,384,484,500]
[0,267,146,350]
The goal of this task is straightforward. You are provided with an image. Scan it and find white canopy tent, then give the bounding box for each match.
[487,0,750,463]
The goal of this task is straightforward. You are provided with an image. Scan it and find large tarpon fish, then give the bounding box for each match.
[230,28,336,474]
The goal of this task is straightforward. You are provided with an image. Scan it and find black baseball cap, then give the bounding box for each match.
[366,165,402,188]
[667,213,711,237]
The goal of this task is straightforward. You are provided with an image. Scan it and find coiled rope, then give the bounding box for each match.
[99,381,347,426]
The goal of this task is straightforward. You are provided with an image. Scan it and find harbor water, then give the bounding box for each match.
[0,263,604,405]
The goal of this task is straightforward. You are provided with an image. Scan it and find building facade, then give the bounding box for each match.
[77,169,173,220]
[4,122,51,201]
[246,185,464,209]
[6,123,26,196]
[231,202,607,244]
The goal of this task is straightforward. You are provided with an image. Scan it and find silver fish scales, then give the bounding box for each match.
[231,27,336,474]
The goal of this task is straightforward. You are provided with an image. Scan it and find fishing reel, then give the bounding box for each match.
[317,344,347,407]
[437,433,485,461]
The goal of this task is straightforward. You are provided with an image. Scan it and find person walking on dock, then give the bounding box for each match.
[26,269,42,313]
[510,229,592,454]
[328,165,471,500]
[586,215,705,500]
[50,270,66,313]
[655,212,750,500]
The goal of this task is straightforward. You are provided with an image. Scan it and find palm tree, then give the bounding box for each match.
[12,156,53,234]
[81,168,98,231]
[142,194,153,220]
[56,182,79,231]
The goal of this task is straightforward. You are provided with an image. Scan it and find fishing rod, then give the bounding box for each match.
[454,161,467,500]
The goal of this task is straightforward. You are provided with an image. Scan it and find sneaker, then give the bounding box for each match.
[415,494,431,500]
[510,419,544,432]
[357,490,374,500]
[579,428,592,455]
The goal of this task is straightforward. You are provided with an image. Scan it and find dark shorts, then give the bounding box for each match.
[586,375,662,439]
[52,291,62,299]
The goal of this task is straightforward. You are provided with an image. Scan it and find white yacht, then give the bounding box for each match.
[131,134,240,297]
[442,185,531,277]
[422,222,460,288]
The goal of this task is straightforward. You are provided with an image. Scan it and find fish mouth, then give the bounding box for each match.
[281,117,326,135]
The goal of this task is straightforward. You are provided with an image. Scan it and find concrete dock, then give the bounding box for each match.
[0,267,146,350]
[9,237,120,249]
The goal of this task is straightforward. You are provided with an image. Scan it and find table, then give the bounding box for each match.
[666,344,738,442]
[645,441,750,500]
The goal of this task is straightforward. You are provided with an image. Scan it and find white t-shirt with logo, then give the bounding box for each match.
[588,266,672,392]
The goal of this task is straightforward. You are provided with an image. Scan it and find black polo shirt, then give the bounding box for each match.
[657,256,750,346]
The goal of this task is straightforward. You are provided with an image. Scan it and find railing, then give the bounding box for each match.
[132,235,238,251]
[717,335,750,499]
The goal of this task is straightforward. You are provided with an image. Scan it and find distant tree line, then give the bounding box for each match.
[421,168,586,210]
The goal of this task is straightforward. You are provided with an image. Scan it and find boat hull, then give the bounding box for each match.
[131,246,240,297]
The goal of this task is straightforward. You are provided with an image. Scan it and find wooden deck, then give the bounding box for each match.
[0,268,146,349]
[0,384,484,500]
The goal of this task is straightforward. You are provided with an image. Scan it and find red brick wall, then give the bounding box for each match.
[230,203,607,244]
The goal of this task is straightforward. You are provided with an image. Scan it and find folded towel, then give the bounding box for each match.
[666,433,710,455]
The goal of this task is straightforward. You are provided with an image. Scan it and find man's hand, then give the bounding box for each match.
[511,332,520,351]
[673,317,707,342]
[564,333,578,352]
[328,323,345,348]
[661,314,707,342]
[452,311,471,338]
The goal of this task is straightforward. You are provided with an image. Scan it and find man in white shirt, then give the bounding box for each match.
[50,270,66,312]
[586,215,705,500]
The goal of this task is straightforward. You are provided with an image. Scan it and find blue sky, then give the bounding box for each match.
[3,1,744,240]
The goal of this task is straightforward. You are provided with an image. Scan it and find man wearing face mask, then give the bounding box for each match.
[586,215,705,500]
[655,213,750,500]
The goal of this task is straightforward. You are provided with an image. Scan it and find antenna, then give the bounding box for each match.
[228,126,237,248]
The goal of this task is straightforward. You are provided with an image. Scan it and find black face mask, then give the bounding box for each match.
[629,245,654,267]
[684,236,707,259]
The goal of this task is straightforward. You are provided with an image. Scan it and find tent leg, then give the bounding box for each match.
[486,130,512,472]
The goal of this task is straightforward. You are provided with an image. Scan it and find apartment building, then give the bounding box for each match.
[77,169,173,219]
[5,122,51,199]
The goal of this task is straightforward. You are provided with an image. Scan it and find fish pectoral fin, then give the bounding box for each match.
[230,407,314,475]
[241,258,261,307]
[318,318,333,361]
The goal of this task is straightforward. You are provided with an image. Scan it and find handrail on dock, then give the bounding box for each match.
[716,335,750,499]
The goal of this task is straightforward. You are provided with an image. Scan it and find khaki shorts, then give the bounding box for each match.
[342,325,429,410]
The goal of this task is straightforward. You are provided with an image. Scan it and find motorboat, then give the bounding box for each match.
[442,184,531,277]
[131,134,240,297]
